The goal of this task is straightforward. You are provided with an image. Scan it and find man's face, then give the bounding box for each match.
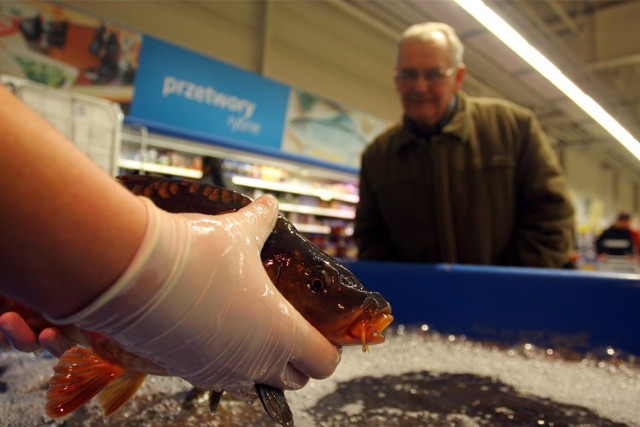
[394,36,465,129]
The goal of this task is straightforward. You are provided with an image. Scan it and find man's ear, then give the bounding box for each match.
[454,64,467,90]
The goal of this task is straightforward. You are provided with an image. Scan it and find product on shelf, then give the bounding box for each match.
[119,128,359,259]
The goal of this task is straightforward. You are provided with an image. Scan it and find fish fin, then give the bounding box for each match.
[182,388,223,413]
[98,370,147,416]
[46,346,126,418]
[256,383,294,427]
[209,390,223,413]
[182,387,203,410]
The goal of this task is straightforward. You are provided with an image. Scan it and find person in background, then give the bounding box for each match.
[354,22,575,268]
[200,155,240,192]
[633,218,640,263]
[201,156,228,187]
[595,212,638,259]
[0,85,339,398]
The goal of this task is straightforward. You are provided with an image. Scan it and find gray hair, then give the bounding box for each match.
[397,22,464,66]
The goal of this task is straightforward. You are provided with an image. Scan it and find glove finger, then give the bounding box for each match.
[288,320,341,381]
[0,312,41,353]
[223,383,258,400]
[224,364,309,400]
[237,194,278,245]
[39,327,74,357]
[277,362,310,391]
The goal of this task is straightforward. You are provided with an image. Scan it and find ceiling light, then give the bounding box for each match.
[454,0,640,162]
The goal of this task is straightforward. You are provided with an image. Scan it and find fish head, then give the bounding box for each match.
[115,175,394,349]
[262,219,393,350]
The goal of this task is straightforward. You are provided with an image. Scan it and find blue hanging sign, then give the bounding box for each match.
[130,36,289,150]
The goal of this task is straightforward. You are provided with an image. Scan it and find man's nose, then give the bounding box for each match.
[412,75,430,91]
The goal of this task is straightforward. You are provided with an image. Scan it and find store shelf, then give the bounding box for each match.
[124,116,360,181]
[293,223,332,235]
[231,176,358,203]
[119,124,359,258]
[279,203,355,219]
[118,159,203,179]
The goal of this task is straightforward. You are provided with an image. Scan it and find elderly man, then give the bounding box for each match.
[354,22,575,268]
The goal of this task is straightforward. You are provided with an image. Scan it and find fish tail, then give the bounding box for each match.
[45,346,141,418]
[99,370,147,416]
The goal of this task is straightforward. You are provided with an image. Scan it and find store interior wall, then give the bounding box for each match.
[61,0,639,229]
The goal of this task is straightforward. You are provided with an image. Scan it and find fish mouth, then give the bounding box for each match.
[346,293,394,352]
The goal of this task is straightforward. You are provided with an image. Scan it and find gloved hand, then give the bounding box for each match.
[0,313,71,357]
[47,195,340,397]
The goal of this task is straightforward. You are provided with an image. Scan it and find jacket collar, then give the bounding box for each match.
[392,91,472,153]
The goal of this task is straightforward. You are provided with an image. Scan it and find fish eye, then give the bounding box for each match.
[307,270,329,294]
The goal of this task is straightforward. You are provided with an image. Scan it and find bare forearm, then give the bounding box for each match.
[0,86,146,318]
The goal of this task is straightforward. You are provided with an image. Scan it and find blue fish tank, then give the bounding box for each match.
[2,262,639,426]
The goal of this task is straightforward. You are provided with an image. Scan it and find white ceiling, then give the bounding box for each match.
[344,0,640,180]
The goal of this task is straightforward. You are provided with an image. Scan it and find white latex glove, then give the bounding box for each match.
[47,195,339,397]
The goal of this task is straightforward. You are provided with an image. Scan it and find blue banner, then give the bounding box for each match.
[130,36,289,150]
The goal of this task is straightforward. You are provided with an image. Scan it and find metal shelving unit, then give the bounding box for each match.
[119,123,359,256]
[2,75,123,176]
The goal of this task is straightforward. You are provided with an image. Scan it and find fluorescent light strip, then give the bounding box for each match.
[454,0,640,162]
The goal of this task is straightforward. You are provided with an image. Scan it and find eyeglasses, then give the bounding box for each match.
[396,67,456,84]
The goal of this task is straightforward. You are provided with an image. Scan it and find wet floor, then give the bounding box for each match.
[1,328,639,426]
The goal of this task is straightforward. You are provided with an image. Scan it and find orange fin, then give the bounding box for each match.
[98,370,147,416]
[46,346,126,418]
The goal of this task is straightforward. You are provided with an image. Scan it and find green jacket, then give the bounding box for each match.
[354,92,575,268]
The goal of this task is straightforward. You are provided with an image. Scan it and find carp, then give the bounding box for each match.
[0,175,393,426]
